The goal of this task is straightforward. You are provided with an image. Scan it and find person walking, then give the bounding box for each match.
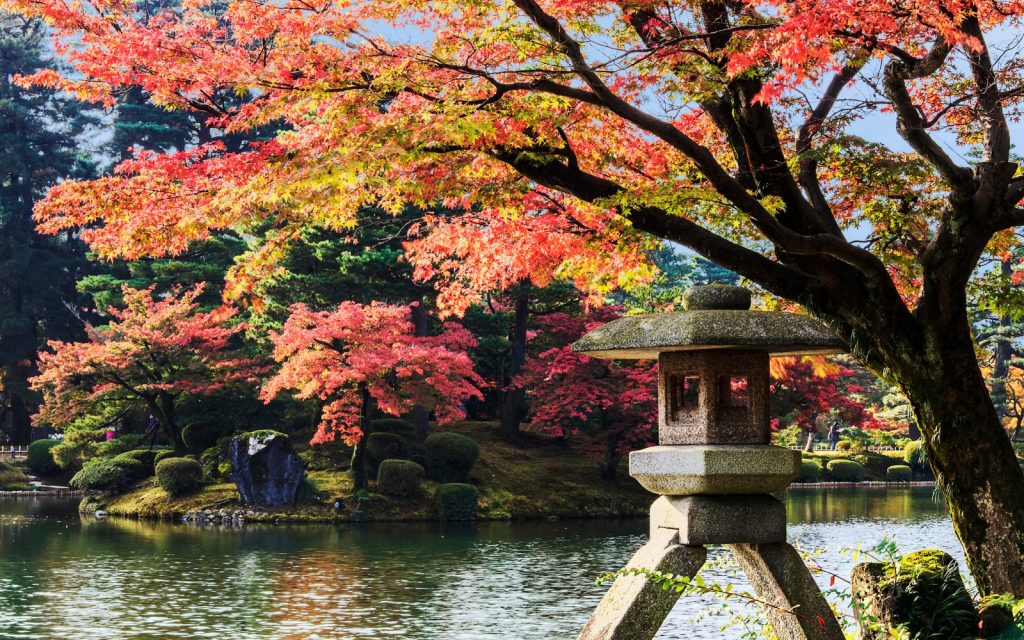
[827,418,842,450]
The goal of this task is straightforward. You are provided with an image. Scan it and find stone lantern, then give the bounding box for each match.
[573,285,846,640]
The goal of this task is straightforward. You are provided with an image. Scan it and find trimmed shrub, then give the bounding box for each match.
[370,418,416,438]
[155,457,204,496]
[886,465,913,483]
[904,439,928,468]
[797,459,822,483]
[425,433,479,483]
[70,459,135,493]
[0,461,30,491]
[94,434,145,458]
[377,459,425,497]
[113,448,169,476]
[199,444,232,482]
[26,439,61,475]
[110,457,147,483]
[835,440,852,451]
[435,483,478,521]
[365,432,407,476]
[826,459,866,482]
[154,450,176,466]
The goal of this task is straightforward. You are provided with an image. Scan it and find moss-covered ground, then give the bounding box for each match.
[103,421,654,522]
[95,425,980,523]
[0,460,30,491]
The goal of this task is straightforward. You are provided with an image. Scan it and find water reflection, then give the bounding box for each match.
[0,488,956,640]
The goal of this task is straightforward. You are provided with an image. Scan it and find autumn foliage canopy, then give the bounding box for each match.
[30,286,263,429]
[13,0,1023,313]
[518,308,656,452]
[261,302,486,444]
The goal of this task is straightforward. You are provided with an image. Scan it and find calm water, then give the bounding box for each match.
[0,488,957,640]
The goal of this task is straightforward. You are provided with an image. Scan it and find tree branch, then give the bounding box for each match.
[961,17,1010,164]
[882,38,973,189]
[796,56,868,233]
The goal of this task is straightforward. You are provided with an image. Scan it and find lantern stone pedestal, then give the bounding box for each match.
[573,286,846,640]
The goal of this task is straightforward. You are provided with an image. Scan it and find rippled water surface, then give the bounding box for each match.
[0,488,957,639]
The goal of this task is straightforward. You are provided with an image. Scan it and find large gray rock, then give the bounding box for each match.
[229,431,305,508]
[850,549,978,640]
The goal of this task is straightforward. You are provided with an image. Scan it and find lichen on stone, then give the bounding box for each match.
[682,285,751,311]
[572,309,846,359]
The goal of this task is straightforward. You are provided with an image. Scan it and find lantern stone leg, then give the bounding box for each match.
[571,285,848,640]
[578,528,706,640]
[728,543,845,640]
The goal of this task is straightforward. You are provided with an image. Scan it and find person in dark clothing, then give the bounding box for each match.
[827,419,842,450]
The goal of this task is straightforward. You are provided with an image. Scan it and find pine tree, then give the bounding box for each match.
[0,13,96,443]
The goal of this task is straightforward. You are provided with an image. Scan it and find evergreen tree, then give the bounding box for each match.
[0,13,95,443]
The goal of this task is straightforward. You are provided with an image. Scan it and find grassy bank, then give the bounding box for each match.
[0,461,30,491]
[91,424,950,523]
[102,421,655,522]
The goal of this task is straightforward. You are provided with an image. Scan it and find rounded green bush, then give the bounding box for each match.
[155,457,204,496]
[886,464,913,483]
[797,459,822,483]
[903,439,928,468]
[826,459,866,482]
[69,459,135,494]
[365,432,407,476]
[425,433,479,483]
[377,459,425,497]
[26,439,61,475]
[154,450,176,466]
[435,483,478,521]
[370,418,416,437]
[113,448,169,476]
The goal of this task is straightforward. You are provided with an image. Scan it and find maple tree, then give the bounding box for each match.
[517,307,656,479]
[769,357,892,442]
[30,286,265,453]
[7,0,1024,594]
[261,302,485,489]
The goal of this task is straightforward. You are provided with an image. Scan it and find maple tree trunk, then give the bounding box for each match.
[351,384,372,491]
[598,428,622,481]
[802,430,815,452]
[410,301,430,444]
[8,394,30,446]
[851,295,1024,596]
[499,285,530,441]
[152,393,185,454]
[904,371,1024,596]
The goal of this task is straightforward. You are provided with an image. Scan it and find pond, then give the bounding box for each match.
[0,487,958,639]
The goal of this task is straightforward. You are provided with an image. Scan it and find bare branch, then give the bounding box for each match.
[882,38,973,189]
[961,17,1011,164]
[796,56,868,232]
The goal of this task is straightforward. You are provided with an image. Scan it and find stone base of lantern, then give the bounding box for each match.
[649,494,786,543]
[629,445,800,495]
[580,487,841,640]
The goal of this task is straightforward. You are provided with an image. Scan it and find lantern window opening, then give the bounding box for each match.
[719,375,751,408]
[668,373,700,422]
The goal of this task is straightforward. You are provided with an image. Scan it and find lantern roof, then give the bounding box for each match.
[572,286,846,359]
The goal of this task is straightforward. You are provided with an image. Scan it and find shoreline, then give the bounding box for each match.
[0,489,82,498]
[56,479,940,526]
[788,481,935,488]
